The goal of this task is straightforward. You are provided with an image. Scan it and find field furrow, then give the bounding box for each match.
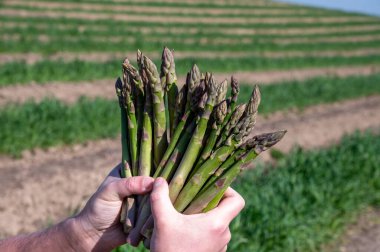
[2,0,347,17]
[0,8,377,25]
[3,19,380,37]
[1,65,379,106]
[2,48,380,65]
[0,95,379,237]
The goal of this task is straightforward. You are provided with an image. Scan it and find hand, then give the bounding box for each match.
[149,178,245,252]
[72,165,155,251]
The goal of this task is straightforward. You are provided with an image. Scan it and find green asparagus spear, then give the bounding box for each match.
[160,47,178,140]
[169,75,222,203]
[121,60,139,176]
[173,86,261,211]
[173,82,188,130]
[194,99,228,171]
[132,106,199,238]
[122,60,144,160]
[216,85,260,148]
[144,56,168,168]
[153,65,203,177]
[138,55,153,176]
[219,76,239,130]
[191,130,287,214]
[115,78,135,232]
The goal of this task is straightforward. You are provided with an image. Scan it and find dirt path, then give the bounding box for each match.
[325,208,380,252]
[0,95,379,237]
[0,8,375,25]
[1,65,379,106]
[2,48,380,65]
[3,0,328,16]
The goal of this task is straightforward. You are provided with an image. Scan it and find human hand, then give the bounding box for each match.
[149,178,245,252]
[70,165,155,251]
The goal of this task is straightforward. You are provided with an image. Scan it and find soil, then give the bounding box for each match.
[0,95,379,238]
[3,20,380,37]
[0,9,374,25]
[325,208,380,252]
[1,65,379,106]
[4,0,327,16]
[2,48,380,65]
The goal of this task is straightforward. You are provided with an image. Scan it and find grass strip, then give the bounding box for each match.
[228,130,380,251]
[2,21,380,41]
[1,3,365,19]
[2,0,314,10]
[1,55,380,86]
[1,73,380,156]
[0,98,120,157]
[0,12,378,30]
[3,34,380,54]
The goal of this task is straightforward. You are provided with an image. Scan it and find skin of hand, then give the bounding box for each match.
[128,177,245,252]
[73,166,155,251]
[0,165,155,252]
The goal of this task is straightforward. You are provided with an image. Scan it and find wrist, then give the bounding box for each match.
[62,217,98,252]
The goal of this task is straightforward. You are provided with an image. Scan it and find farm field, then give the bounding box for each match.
[0,0,379,251]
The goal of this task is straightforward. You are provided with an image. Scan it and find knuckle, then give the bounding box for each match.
[124,178,138,192]
[210,220,226,234]
[224,229,232,244]
[150,191,161,203]
[238,195,246,209]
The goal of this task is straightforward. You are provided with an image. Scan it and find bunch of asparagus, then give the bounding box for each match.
[115,47,286,246]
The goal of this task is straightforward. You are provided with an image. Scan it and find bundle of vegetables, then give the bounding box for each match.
[114,47,286,246]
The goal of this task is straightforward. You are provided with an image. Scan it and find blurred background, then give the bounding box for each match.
[0,0,379,251]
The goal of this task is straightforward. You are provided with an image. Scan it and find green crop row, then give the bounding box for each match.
[0,3,364,19]
[228,130,380,251]
[3,32,380,54]
[1,55,380,86]
[0,10,378,30]
[114,130,380,251]
[1,73,380,156]
[3,20,380,42]
[4,0,313,10]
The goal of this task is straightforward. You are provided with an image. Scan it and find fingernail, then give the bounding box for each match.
[154,178,164,189]
[143,177,153,191]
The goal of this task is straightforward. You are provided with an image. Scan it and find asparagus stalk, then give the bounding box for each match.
[219,76,239,130]
[172,82,188,130]
[153,65,203,177]
[169,75,222,203]
[122,60,145,160]
[144,56,168,168]
[160,47,178,140]
[187,130,287,214]
[138,56,153,177]
[194,99,228,171]
[120,61,139,176]
[216,85,259,148]
[173,86,261,211]
[132,111,199,239]
[115,78,135,232]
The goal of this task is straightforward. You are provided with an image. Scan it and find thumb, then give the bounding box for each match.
[150,177,177,226]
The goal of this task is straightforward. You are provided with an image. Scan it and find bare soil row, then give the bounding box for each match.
[3,0,330,16]
[0,8,375,25]
[3,20,380,37]
[2,48,380,65]
[1,65,379,106]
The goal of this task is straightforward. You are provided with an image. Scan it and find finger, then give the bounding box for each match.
[206,187,245,224]
[219,245,228,252]
[102,176,155,201]
[150,178,177,226]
